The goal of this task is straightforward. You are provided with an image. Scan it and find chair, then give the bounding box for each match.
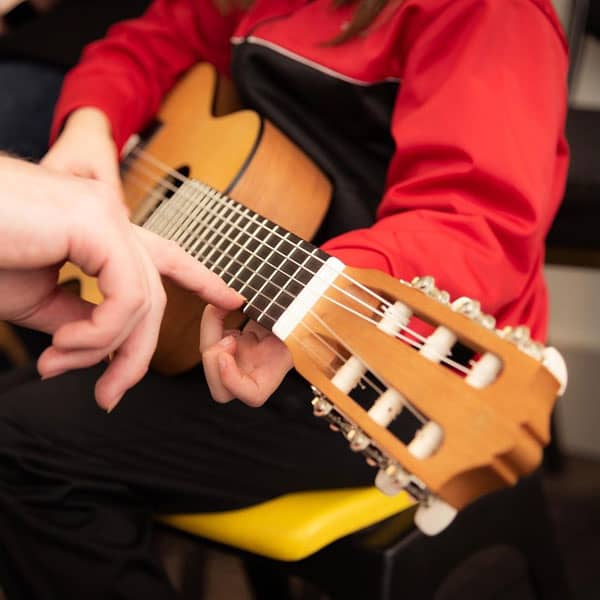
[158,471,569,599]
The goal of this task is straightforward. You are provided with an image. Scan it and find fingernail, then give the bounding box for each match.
[106,393,124,414]
[40,368,65,381]
[218,336,234,347]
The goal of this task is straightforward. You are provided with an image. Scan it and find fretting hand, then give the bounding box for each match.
[200,304,293,407]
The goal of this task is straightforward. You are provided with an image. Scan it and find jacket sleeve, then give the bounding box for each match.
[51,0,242,150]
[321,0,569,339]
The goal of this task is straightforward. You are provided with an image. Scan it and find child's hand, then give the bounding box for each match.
[200,305,293,407]
[42,107,121,190]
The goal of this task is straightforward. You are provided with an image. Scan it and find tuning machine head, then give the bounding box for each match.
[410,275,450,304]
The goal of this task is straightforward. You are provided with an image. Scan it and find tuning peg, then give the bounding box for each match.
[311,388,333,417]
[452,296,481,318]
[346,427,370,452]
[452,296,497,329]
[499,326,544,360]
[414,495,458,535]
[411,275,450,304]
[375,463,410,495]
[542,347,568,395]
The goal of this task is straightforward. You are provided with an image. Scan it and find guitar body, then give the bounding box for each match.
[61,63,332,374]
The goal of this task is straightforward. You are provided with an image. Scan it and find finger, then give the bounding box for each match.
[92,241,167,410]
[219,334,293,408]
[11,285,95,335]
[216,352,268,408]
[200,304,231,353]
[202,336,237,403]
[37,345,109,380]
[136,227,244,311]
[53,236,151,351]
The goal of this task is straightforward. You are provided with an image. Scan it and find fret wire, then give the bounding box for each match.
[128,166,425,344]
[125,171,471,377]
[162,183,211,242]
[192,199,239,267]
[181,187,226,253]
[206,208,252,277]
[241,230,289,305]
[167,183,212,242]
[261,245,318,319]
[132,168,386,330]
[131,149,396,312]
[203,199,254,273]
[145,177,192,235]
[144,177,393,327]
[125,170,397,393]
[211,210,264,285]
[240,227,282,303]
[157,184,197,238]
[170,184,216,247]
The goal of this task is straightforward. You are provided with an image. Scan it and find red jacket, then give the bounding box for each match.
[52,0,569,341]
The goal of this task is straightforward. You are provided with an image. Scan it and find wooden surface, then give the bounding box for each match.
[286,266,560,509]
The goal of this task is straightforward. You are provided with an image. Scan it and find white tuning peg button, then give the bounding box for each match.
[414,496,458,535]
[375,466,410,496]
[542,347,568,396]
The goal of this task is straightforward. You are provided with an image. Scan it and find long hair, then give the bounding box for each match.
[213,1,392,44]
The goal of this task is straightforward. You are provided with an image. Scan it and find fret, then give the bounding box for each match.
[159,185,197,240]
[143,177,335,334]
[182,187,225,254]
[172,184,215,248]
[206,205,252,274]
[211,209,261,283]
[258,243,315,322]
[167,182,212,245]
[189,195,236,262]
[150,180,197,237]
[237,226,280,298]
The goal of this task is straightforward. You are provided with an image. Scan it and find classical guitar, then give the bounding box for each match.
[60,63,567,535]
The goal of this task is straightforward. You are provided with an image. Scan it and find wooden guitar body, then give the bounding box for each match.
[61,63,332,374]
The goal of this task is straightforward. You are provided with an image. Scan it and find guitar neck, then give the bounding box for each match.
[141,179,333,331]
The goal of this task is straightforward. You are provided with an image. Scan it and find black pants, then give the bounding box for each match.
[0,364,374,599]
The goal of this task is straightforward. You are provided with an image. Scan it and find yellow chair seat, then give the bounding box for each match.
[160,487,415,561]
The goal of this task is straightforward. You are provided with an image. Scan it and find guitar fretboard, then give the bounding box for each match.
[141,180,330,329]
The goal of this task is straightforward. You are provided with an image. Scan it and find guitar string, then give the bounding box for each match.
[122,169,428,406]
[124,170,430,425]
[126,165,471,375]
[125,166,443,355]
[124,155,438,348]
[125,159,429,342]
[128,147,410,314]
[125,167,472,379]
[126,154,411,335]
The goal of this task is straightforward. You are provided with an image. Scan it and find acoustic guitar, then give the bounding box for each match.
[60,63,567,535]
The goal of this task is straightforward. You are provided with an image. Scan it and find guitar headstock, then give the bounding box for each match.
[281,263,567,535]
